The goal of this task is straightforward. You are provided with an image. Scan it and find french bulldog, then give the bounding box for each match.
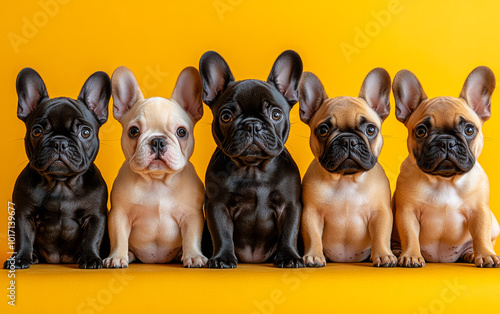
[3,68,110,269]
[199,50,305,268]
[392,66,500,267]
[299,69,396,267]
[103,66,207,268]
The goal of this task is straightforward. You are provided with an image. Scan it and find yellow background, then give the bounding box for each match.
[2,0,500,313]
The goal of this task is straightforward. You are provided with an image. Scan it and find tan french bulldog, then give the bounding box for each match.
[299,69,397,267]
[103,66,207,268]
[392,66,500,268]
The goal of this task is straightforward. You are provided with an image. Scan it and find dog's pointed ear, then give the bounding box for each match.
[171,66,203,123]
[267,50,303,106]
[111,66,144,122]
[78,71,111,125]
[299,72,328,124]
[199,51,234,107]
[392,69,427,123]
[16,68,49,122]
[359,68,391,121]
[459,66,495,122]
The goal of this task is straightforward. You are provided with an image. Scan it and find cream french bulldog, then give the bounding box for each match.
[392,66,500,268]
[103,66,207,268]
[299,69,397,267]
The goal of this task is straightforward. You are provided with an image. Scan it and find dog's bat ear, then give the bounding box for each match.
[172,66,204,123]
[359,68,391,121]
[111,66,144,122]
[392,69,427,123]
[298,72,328,124]
[460,66,495,122]
[16,68,49,122]
[78,71,111,126]
[199,51,234,107]
[268,50,303,106]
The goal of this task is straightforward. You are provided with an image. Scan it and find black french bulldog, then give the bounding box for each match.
[200,50,305,268]
[3,68,110,269]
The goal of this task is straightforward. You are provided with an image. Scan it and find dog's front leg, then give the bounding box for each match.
[206,201,237,268]
[274,200,305,268]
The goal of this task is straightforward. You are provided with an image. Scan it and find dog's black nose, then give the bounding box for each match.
[244,120,262,134]
[51,138,68,152]
[340,136,358,148]
[151,137,167,155]
[439,137,457,151]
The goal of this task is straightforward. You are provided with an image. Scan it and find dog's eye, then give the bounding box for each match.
[317,124,330,138]
[366,124,377,136]
[80,127,92,139]
[271,109,283,122]
[415,125,428,138]
[31,126,43,138]
[128,127,140,138]
[220,111,233,123]
[464,124,475,136]
[176,127,187,139]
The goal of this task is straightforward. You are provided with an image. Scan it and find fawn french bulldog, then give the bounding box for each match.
[392,66,500,267]
[3,68,110,269]
[299,69,397,267]
[103,66,207,268]
[199,50,304,268]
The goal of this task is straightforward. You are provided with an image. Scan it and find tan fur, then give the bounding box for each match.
[301,96,396,267]
[392,68,500,267]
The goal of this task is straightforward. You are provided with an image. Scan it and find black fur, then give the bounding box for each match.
[200,51,304,268]
[3,68,110,270]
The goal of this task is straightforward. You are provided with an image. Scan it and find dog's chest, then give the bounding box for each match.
[319,180,371,253]
[318,178,370,216]
[418,182,472,259]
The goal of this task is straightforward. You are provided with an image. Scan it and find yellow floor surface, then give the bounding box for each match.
[2,263,500,313]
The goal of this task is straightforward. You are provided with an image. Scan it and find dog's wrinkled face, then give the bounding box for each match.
[199,50,302,167]
[119,98,195,173]
[210,80,291,165]
[16,68,110,178]
[112,66,203,174]
[299,69,391,174]
[393,66,495,177]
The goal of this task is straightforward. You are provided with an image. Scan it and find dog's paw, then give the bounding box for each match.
[398,253,425,268]
[3,257,31,269]
[474,253,500,268]
[372,253,397,267]
[103,255,129,268]
[79,255,103,269]
[303,254,326,267]
[183,255,208,268]
[208,255,237,269]
[274,251,305,268]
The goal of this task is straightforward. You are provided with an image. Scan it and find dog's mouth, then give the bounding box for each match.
[423,158,466,177]
[241,143,266,157]
[147,158,168,169]
[320,138,377,175]
[40,158,77,178]
[323,157,367,175]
